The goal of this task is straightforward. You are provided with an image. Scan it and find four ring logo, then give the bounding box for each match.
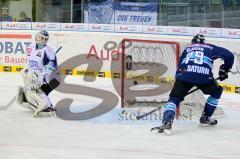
[76,25,87,30]
[3,66,12,72]
[16,23,29,29]
[5,23,28,29]
[129,26,136,31]
[65,69,73,75]
[102,26,111,31]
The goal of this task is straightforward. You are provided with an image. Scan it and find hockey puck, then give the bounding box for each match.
[133,81,138,85]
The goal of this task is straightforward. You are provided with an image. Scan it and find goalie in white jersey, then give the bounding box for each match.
[17,30,59,117]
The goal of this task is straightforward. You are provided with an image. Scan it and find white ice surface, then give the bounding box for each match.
[0,73,240,159]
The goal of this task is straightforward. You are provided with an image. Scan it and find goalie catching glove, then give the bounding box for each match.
[218,65,229,81]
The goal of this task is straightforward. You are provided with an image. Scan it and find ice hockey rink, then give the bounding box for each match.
[1,73,240,159]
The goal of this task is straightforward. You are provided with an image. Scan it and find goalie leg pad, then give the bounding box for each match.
[17,86,35,111]
[25,89,52,115]
[17,86,26,104]
[23,71,44,90]
[20,102,37,111]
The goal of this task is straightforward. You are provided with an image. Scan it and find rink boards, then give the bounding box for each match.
[0,30,240,94]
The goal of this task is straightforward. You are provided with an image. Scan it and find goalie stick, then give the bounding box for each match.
[135,77,220,120]
[0,46,62,110]
[56,46,62,55]
[0,95,16,110]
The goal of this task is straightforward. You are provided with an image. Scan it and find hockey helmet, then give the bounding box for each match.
[191,34,205,44]
[35,30,49,46]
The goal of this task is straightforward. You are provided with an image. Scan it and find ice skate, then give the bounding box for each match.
[151,121,172,135]
[34,106,56,118]
[199,116,218,127]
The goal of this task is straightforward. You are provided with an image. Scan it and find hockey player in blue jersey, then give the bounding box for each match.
[152,34,234,134]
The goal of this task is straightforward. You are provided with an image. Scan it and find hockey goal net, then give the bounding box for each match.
[121,39,224,119]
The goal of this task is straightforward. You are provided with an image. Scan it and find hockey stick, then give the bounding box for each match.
[0,46,63,110]
[135,77,220,120]
[0,95,16,110]
[56,46,62,54]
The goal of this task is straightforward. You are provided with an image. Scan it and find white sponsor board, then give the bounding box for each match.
[142,25,168,34]
[0,22,240,39]
[167,26,194,36]
[222,28,240,39]
[32,22,61,31]
[1,22,31,30]
[115,24,142,33]
[0,30,240,88]
[60,23,89,31]
[88,24,114,32]
[194,27,222,37]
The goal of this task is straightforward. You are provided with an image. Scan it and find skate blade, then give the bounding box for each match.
[150,127,173,136]
[33,107,56,118]
[198,123,217,128]
[34,111,56,118]
[163,129,173,135]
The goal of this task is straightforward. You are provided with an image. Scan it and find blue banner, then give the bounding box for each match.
[84,1,158,25]
[84,0,114,24]
[114,2,158,25]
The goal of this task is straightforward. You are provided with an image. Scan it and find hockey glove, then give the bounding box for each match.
[26,72,45,90]
[218,65,229,81]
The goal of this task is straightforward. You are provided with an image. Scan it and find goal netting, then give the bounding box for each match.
[121,39,224,120]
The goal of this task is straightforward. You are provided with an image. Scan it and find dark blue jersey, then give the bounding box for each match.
[176,43,234,84]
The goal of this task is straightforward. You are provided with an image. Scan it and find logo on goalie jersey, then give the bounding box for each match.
[36,52,42,57]
[29,60,40,68]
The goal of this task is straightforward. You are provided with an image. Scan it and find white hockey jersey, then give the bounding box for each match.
[26,43,57,82]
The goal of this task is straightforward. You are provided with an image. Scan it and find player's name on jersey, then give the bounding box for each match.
[187,65,210,75]
[186,47,204,52]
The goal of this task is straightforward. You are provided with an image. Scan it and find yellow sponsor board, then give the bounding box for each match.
[1,65,239,94]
